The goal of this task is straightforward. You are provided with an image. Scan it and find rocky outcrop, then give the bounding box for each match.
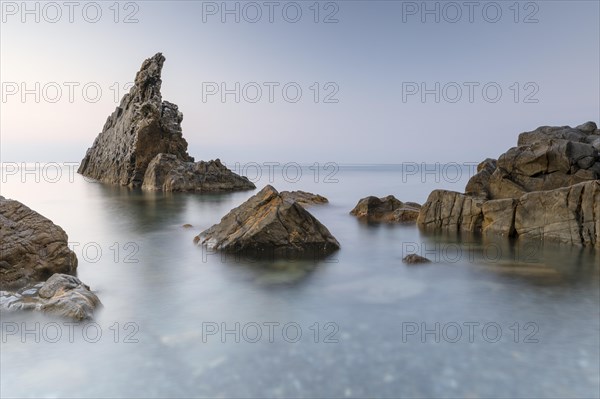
[417,191,484,231]
[1,274,101,321]
[280,190,329,207]
[350,195,421,223]
[141,154,254,192]
[1,197,101,319]
[515,180,599,246]
[418,122,600,247]
[78,53,253,192]
[198,185,340,258]
[1,196,77,289]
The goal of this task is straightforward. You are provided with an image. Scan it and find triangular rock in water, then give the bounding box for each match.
[78,53,254,192]
[199,185,340,259]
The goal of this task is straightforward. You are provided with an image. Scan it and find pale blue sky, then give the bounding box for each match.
[1,1,599,164]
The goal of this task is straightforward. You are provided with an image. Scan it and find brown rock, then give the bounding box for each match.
[78,53,193,187]
[78,53,251,193]
[350,195,421,223]
[199,185,340,258]
[417,190,484,232]
[515,180,599,246]
[280,190,329,207]
[0,196,77,289]
[142,154,255,192]
[482,199,517,236]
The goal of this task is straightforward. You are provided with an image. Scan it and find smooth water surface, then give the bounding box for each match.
[1,164,598,398]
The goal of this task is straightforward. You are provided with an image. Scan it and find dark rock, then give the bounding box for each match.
[78,53,251,193]
[576,121,598,133]
[198,185,340,258]
[0,197,77,289]
[465,158,497,198]
[517,126,587,146]
[78,53,193,187]
[350,195,421,223]
[402,254,431,264]
[142,154,255,192]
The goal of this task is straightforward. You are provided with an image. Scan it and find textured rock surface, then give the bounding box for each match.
[515,180,599,246]
[78,53,251,192]
[1,274,101,320]
[280,190,329,207]
[199,185,340,258]
[0,196,77,289]
[78,53,193,187]
[142,154,255,192]
[350,195,421,223]
[418,122,600,247]
[481,199,517,236]
[417,190,484,231]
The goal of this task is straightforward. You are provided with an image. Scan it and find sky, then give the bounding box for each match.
[1,0,599,164]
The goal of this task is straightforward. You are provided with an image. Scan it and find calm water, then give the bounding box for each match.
[1,164,598,398]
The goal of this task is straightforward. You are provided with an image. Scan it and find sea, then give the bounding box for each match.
[1,163,598,398]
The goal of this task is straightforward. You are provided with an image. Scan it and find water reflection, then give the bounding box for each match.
[417,227,599,286]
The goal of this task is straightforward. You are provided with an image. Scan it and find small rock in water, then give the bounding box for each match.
[350,195,421,223]
[402,254,431,264]
[182,224,193,228]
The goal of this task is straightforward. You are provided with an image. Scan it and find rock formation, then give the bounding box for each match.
[418,122,600,247]
[0,196,101,319]
[142,154,254,192]
[280,190,329,207]
[78,53,254,192]
[1,196,77,288]
[198,185,340,258]
[350,195,421,223]
[1,274,101,320]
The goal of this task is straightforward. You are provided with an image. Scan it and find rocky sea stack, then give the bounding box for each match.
[198,185,340,258]
[0,196,100,319]
[78,53,254,192]
[418,122,600,247]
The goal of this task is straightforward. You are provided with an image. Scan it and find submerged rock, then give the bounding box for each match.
[402,254,431,264]
[280,190,329,207]
[0,196,77,289]
[418,122,600,247]
[198,185,340,258]
[78,53,253,192]
[1,274,101,321]
[350,195,421,223]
